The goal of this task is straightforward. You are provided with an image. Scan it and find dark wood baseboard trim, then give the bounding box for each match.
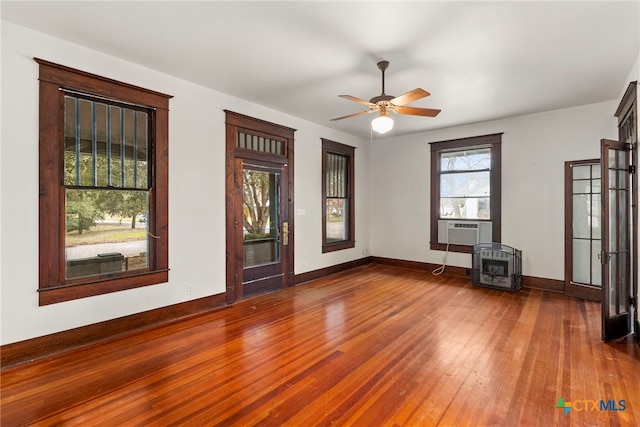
[521,275,564,293]
[371,256,470,278]
[1,293,226,369]
[371,256,564,292]
[294,257,372,285]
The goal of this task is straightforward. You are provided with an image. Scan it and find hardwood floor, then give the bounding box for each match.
[2,265,639,426]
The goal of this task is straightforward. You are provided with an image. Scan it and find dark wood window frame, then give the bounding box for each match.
[36,58,172,306]
[430,133,502,253]
[322,138,355,253]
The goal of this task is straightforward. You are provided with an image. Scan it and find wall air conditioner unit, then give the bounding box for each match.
[437,220,492,246]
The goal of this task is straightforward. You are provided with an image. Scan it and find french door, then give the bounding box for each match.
[601,139,632,340]
[565,159,601,301]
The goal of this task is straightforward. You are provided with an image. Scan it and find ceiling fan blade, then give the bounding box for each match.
[339,94,376,107]
[394,106,441,117]
[330,110,376,121]
[390,88,430,106]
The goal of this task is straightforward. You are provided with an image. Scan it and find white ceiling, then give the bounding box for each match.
[2,1,639,139]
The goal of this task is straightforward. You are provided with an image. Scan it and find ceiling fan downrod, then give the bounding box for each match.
[377,60,389,96]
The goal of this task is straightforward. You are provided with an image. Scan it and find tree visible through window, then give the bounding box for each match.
[440,148,491,220]
[64,95,151,278]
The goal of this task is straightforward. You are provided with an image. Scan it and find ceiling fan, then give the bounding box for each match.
[331,60,441,134]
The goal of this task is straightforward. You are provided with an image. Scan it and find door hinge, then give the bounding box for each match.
[630,296,636,307]
[629,165,636,174]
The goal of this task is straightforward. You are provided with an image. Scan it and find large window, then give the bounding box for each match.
[37,59,172,305]
[430,133,502,253]
[322,138,355,253]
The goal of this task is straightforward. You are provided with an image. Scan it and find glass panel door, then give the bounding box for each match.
[242,167,281,269]
[241,162,288,298]
[566,160,601,301]
[601,139,631,341]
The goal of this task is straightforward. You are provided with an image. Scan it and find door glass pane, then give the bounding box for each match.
[572,239,590,284]
[572,165,591,179]
[243,169,281,268]
[609,253,618,314]
[609,190,618,252]
[591,194,601,237]
[591,239,601,286]
[572,195,591,239]
[618,170,628,189]
[609,149,617,168]
[65,189,149,279]
[619,256,627,311]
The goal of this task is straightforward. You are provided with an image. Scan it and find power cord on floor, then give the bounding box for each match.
[432,243,450,276]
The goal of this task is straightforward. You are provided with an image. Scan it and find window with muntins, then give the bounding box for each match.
[430,133,502,253]
[322,138,355,252]
[37,59,172,305]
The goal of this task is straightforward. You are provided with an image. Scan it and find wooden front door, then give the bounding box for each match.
[225,111,295,303]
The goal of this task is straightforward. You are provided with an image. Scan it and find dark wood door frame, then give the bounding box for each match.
[614,81,638,342]
[224,111,295,304]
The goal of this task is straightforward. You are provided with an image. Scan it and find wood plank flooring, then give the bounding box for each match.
[2,265,639,426]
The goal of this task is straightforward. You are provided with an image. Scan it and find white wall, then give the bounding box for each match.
[370,101,619,280]
[0,22,370,345]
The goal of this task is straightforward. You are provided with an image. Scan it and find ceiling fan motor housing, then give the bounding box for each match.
[369,94,395,104]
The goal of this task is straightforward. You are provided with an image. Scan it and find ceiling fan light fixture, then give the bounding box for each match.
[371,113,393,134]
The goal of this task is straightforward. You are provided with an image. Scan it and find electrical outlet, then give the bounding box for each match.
[187,285,193,295]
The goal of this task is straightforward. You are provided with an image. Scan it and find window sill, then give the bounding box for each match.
[430,242,474,254]
[38,270,169,306]
[322,240,356,253]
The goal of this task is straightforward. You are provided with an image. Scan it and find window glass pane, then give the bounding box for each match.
[124,109,136,188]
[440,197,490,219]
[236,131,285,155]
[109,106,123,187]
[136,111,148,189]
[326,198,347,242]
[440,171,490,198]
[440,148,490,172]
[326,153,347,198]
[65,189,149,279]
[78,99,94,186]
[64,96,78,185]
[64,97,150,190]
[95,103,108,187]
